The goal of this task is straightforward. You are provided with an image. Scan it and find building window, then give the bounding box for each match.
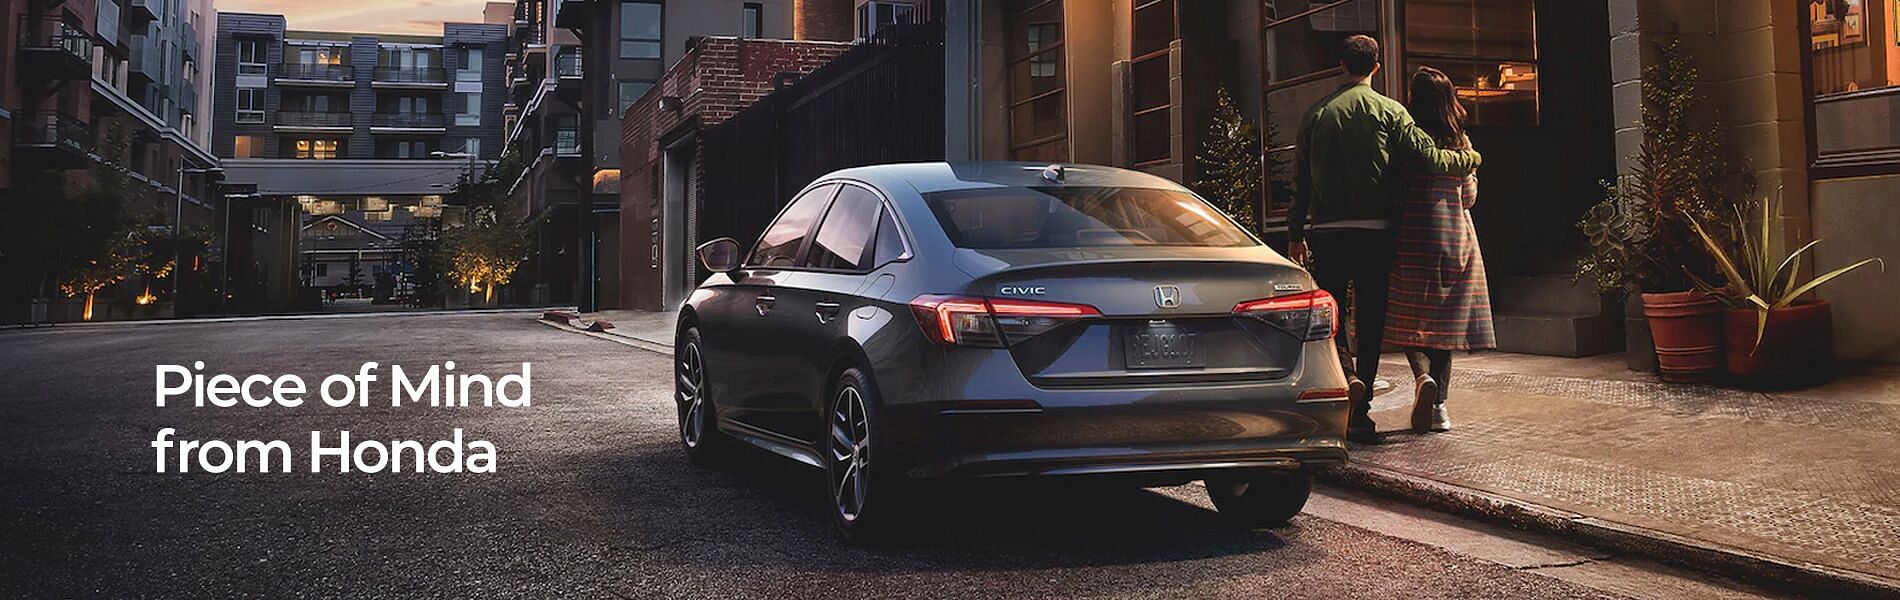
[553,115,581,155]
[238,39,268,75]
[379,139,436,159]
[292,44,346,66]
[1402,0,1539,126]
[1806,0,1900,172]
[463,138,482,157]
[618,80,654,116]
[457,92,482,126]
[1261,0,1380,217]
[233,135,262,159]
[621,1,663,59]
[457,47,484,81]
[293,139,342,160]
[236,88,266,123]
[743,3,764,38]
[1130,0,1176,165]
[858,1,917,39]
[1006,0,1066,162]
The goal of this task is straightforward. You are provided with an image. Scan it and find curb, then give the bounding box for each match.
[3,306,577,333]
[1321,461,1900,599]
[533,318,673,355]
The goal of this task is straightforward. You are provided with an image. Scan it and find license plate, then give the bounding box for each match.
[1124,322,1201,369]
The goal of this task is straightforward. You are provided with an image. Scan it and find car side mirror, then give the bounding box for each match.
[697,237,744,274]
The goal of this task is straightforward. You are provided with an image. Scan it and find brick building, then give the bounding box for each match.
[617,37,849,310]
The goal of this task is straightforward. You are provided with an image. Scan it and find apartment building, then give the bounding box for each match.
[503,0,843,309]
[0,0,230,321]
[210,13,508,304]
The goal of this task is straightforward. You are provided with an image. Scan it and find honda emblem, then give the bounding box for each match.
[1155,285,1182,309]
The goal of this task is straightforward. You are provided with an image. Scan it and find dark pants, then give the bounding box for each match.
[1407,350,1453,404]
[1307,228,1397,408]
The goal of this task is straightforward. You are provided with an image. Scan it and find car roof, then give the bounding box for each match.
[822,162,1192,197]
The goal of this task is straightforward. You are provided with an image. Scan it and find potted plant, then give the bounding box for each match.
[1685,191,1883,387]
[1576,39,1742,381]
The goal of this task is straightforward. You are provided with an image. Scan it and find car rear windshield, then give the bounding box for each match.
[922,186,1258,249]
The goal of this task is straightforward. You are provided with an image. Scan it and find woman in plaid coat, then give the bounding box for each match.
[1385,66,1497,433]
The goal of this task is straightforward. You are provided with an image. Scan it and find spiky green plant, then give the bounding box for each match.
[1685,189,1884,353]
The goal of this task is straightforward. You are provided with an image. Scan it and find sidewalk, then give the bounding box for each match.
[1341,352,1900,597]
[554,309,1899,595]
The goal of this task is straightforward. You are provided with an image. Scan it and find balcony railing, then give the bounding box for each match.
[278,62,354,82]
[372,113,447,128]
[556,52,583,78]
[15,112,92,152]
[17,16,93,65]
[277,112,353,128]
[373,67,448,84]
[126,0,159,22]
[554,128,582,157]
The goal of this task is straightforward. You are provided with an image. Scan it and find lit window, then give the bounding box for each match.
[295,139,340,160]
[233,135,262,159]
[1807,0,1900,172]
[1402,0,1540,126]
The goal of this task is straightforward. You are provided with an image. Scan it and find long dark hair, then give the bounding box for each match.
[1408,66,1467,148]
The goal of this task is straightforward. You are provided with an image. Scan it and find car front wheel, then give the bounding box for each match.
[1206,470,1314,528]
[676,327,730,464]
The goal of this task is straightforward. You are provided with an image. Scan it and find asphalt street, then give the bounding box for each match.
[0,313,1776,599]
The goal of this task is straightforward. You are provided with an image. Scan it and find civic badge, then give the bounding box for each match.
[1155,285,1182,309]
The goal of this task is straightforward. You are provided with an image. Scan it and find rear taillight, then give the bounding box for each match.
[1234,290,1337,341]
[911,295,1102,347]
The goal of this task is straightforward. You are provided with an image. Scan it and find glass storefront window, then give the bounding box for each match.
[1402,0,1539,126]
[1806,0,1900,171]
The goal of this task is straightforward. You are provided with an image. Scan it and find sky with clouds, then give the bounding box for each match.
[217,0,495,36]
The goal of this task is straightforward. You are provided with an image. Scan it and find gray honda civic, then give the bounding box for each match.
[676,162,1350,540]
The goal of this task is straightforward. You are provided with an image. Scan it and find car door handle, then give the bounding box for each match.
[755,294,776,316]
[814,301,843,323]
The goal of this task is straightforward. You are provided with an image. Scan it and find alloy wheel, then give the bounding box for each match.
[677,342,706,448]
[830,386,871,522]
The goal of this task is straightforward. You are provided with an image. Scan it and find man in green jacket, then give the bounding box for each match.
[1286,35,1481,444]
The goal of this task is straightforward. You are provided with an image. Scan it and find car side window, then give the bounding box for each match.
[872,209,906,267]
[748,184,840,268]
[806,185,884,271]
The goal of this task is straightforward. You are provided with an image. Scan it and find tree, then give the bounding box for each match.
[1194,86,1264,232]
[439,144,533,304]
[0,123,140,318]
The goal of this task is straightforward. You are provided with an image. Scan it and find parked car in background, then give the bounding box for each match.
[674,162,1350,540]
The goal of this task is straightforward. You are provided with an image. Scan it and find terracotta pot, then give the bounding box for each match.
[1724,301,1834,388]
[1642,291,1724,383]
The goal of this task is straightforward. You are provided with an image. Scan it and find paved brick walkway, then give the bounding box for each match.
[1358,353,1900,586]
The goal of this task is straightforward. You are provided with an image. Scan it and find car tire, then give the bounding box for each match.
[826,367,908,544]
[1206,470,1314,528]
[676,327,731,465]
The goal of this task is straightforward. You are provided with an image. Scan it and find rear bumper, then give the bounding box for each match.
[896,398,1349,480]
[876,338,1352,482]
